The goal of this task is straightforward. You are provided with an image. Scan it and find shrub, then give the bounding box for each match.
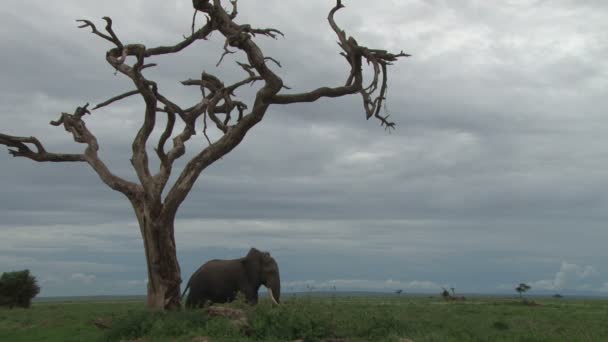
[103,309,238,341]
[0,269,40,308]
[492,321,510,330]
[249,299,336,341]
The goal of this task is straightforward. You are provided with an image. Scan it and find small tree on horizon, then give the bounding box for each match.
[441,287,450,300]
[0,270,41,309]
[516,283,531,299]
[0,0,408,310]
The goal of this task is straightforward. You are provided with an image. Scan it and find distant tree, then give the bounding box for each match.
[440,286,465,301]
[0,270,40,309]
[441,287,451,300]
[395,289,403,295]
[515,283,531,299]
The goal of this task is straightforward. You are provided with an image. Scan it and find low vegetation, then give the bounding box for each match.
[1,295,607,341]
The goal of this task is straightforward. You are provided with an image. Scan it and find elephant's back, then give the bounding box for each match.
[198,259,242,281]
[201,258,237,269]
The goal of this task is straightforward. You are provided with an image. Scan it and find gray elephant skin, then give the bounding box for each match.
[181,248,281,308]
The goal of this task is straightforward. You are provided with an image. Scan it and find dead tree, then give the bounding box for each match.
[0,0,409,310]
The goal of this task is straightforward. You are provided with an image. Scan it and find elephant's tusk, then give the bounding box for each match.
[268,287,279,305]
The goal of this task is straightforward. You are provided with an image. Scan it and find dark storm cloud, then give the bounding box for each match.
[1,0,608,296]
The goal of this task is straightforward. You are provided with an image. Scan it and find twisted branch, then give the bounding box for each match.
[270,0,410,129]
[0,133,85,162]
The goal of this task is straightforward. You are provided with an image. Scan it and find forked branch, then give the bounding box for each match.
[1,104,140,197]
[0,133,85,162]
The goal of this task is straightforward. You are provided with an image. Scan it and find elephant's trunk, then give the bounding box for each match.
[267,276,281,305]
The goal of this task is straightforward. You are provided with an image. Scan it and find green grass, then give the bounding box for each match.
[1,296,607,341]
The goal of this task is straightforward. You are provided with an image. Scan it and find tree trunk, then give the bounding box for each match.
[133,202,182,311]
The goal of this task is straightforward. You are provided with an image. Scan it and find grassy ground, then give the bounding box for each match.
[1,295,607,341]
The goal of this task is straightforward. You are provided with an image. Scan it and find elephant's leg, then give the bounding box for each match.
[243,288,259,305]
[192,297,200,309]
[185,294,193,309]
[186,292,204,310]
[193,295,206,309]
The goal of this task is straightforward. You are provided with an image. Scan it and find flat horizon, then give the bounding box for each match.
[33,290,608,301]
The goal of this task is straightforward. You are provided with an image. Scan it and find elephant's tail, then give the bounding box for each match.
[181,281,191,299]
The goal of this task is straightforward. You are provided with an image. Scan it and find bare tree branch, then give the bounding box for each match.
[145,17,214,57]
[93,90,140,110]
[270,0,410,129]
[166,122,196,165]
[239,24,284,39]
[229,0,238,19]
[216,38,237,67]
[156,111,176,165]
[0,133,85,162]
[76,19,115,44]
[81,18,157,187]
[1,104,141,198]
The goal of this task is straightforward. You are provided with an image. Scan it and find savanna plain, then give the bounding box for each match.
[1,295,607,341]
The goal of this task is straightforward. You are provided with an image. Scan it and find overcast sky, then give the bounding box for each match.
[1,0,608,297]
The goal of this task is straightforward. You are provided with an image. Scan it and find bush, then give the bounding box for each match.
[249,299,336,341]
[0,269,40,308]
[103,310,235,341]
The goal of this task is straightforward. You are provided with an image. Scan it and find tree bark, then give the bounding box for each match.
[133,201,181,311]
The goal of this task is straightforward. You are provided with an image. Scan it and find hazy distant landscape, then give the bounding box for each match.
[32,289,608,303]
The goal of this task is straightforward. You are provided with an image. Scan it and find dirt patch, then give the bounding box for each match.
[524,300,542,306]
[206,306,246,321]
[91,317,111,329]
[291,338,350,342]
[190,337,210,342]
[205,306,251,334]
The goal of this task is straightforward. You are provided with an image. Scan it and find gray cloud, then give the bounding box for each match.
[499,261,604,293]
[1,0,608,296]
[528,262,601,291]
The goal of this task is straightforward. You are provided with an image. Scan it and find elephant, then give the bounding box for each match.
[181,247,280,308]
